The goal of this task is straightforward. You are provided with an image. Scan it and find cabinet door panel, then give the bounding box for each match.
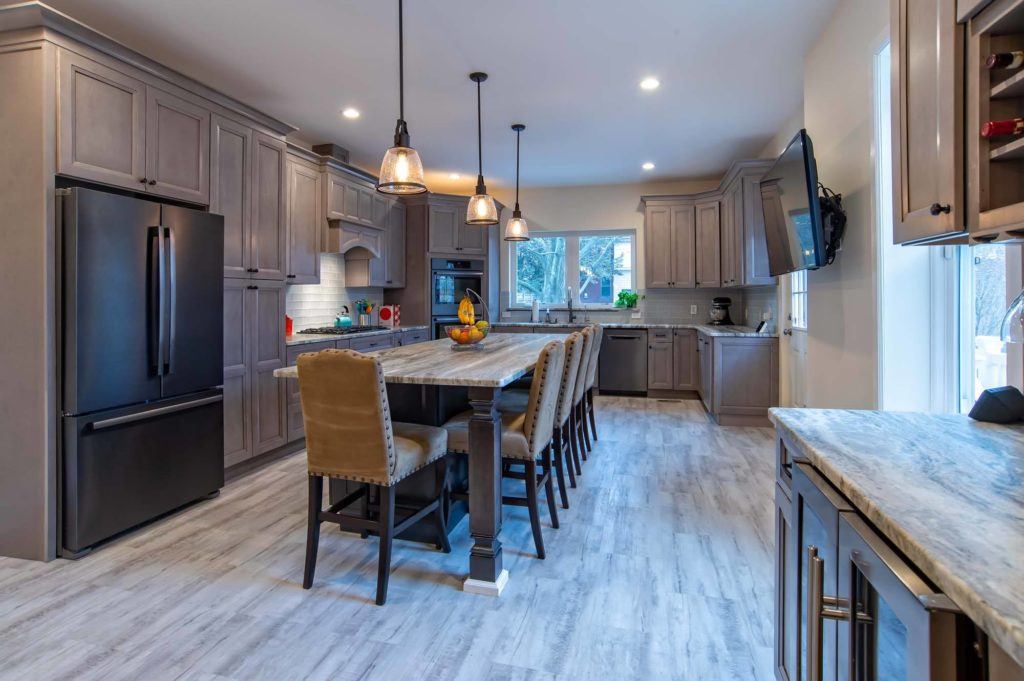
[647,340,674,390]
[251,133,287,280]
[774,483,797,681]
[695,201,721,287]
[372,194,390,230]
[672,329,698,391]
[223,279,251,467]
[211,115,252,278]
[458,221,488,255]
[358,187,375,225]
[672,205,696,288]
[386,202,407,288]
[428,204,460,253]
[743,175,775,285]
[58,50,146,189]
[286,158,321,284]
[713,338,779,416]
[251,282,286,454]
[145,87,210,204]
[891,0,963,243]
[644,206,674,288]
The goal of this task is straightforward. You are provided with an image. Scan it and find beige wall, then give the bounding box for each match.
[799,0,889,408]
[491,178,719,302]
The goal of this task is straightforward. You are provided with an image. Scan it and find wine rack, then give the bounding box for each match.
[968,0,1024,241]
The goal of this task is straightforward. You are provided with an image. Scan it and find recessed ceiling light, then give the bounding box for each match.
[341,107,360,119]
[448,173,462,180]
[639,77,660,91]
[642,162,655,171]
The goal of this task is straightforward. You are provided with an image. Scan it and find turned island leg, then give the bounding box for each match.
[463,385,507,596]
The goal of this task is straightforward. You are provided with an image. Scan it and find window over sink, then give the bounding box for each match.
[509,230,635,308]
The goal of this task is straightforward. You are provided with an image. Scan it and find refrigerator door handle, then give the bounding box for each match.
[150,226,166,376]
[90,394,223,430]
[165,226,176,375]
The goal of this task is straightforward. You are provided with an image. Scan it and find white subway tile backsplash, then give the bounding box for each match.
[285,253,384,330]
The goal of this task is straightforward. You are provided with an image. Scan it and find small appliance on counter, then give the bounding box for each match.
[709,297,734,325]
[334,306,353,328]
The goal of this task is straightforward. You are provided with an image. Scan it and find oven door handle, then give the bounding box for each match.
[432,271,484,277]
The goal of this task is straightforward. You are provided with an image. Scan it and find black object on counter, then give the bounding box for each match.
[709,297,733,326]
[968,386,1024,423]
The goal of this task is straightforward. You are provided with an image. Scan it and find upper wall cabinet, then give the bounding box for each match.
[57,49,210,205]
[695,200,722,288]
[324,171,384,229]
[426,198,488,255]
[250,133,288,281]
[211,115,252,278]
[892,0,965,244]
[286,153,321,284]
[642,201,695,288]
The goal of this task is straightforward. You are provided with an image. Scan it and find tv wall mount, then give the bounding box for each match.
[818,182,846,267]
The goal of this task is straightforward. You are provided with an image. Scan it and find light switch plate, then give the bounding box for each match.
[689,305,698,315]
[763,311,772,321]
[631,312,642,319]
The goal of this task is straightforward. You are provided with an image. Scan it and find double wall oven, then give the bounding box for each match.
[430,257,484,339]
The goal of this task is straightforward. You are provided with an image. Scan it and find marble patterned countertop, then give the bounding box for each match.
[770,408,1024,668]
[275,333,568,387]
[285,325,429,346]
[492,321,777,338]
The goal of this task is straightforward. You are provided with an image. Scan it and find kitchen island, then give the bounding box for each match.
[770,408,1024,678]
[275,333,567,596]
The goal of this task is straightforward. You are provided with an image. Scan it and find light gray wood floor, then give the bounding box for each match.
[0,397,777,681]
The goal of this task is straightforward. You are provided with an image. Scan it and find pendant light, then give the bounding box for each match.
[504,123,530,241]
[377,0,426,195]
[466,72,499,225]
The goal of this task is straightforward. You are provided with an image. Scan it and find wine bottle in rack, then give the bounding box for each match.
[982,118,1024,138]
[987,51,1024,69]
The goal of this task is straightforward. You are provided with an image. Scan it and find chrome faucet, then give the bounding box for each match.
[567,286,577,324]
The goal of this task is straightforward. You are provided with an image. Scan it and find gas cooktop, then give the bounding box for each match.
[297,326,387,335]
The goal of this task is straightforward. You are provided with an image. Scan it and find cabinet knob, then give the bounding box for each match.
[148,179,157,186]
[246,285,257,290]
[286,274,296,279]
[929,203,951,216]
[139,177,148,184]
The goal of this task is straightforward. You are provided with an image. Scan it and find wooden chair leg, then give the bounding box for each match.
[433,459,451,553]
[569,413,583,475]
[578,402,591,457]
[525,460,545,559]
[587,388,599,442]
[552,429,569,508]
[562,422,577,489]
[542,445,560,529]
[302,475,323,589]
[376,485,395,605]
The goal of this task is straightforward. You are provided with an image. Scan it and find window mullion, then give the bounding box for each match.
[566,236,580,303]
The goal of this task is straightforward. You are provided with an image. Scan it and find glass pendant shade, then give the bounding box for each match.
[467,192,499,225]
[1000,288,1024,343]
[504,214,530,241]
[378,145,426,194]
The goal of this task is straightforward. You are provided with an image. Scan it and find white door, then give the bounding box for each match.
[783,269,808,407]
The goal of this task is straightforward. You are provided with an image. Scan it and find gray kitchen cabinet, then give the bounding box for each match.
[742,173,775,286]
[223,278,252,467]
[457,221,488,255]
[57,49,147,191]
[773,481,796,681]
[707,335,779,425]
[672,329,699,391]
[251,132,287,281]
[211,115,252,278]
[698,332,713,412]
[285,154,321,284]
[891,0,964,243]
[721,182,743,287]
[426,197,488,255]
[285,340,335,443]
[384,201,407,288]
[251,281,287,455]
[695,200,721,288]
[350,334,394,352]
[647,330,674,391]
[642,202,696,289]
[323,171,383,229]
[401,328,428,345]
[145,86,210,204]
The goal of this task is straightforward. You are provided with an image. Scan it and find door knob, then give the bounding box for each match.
[929,203,951,216]
[783,328,793,336]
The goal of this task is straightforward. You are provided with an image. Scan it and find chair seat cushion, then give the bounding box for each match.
[391,422,449,483]
[443,409,532,461]
[497,389,530,413]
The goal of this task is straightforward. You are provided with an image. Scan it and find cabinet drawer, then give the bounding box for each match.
[350,335,393,352]
[650,329,672,341]
[286,341,335,405]
[402,329,429,345]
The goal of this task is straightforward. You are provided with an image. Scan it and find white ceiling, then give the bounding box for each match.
[41,0,836,191]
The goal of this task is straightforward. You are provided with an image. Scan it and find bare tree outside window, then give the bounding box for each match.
[515,236,566,305]
[512,231,635,307]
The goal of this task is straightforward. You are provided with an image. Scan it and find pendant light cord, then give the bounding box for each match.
[514,127,521,209]
[398,0,405,123]
[476,79,483,178]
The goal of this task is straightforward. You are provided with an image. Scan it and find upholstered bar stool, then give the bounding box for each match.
[498,332,584,509]
[443,340,566,559]
[297,349,450,606]
[570,326,595,470]
[582,324,603,444]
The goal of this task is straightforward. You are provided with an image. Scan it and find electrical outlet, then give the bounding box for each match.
[689,304,698,315]
[631,311,642,319]
[763,310,772,321]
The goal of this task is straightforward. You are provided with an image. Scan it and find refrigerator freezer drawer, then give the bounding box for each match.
[61,391,224,555]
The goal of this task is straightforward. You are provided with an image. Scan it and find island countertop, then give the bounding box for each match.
[770,408,1024,668]
[491,321,776,338]
[274,332,567,387]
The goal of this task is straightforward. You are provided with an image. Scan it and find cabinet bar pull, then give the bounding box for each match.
[805,545,852,681]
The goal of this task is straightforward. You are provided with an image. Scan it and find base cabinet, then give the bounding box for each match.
[699,334,777,425]
[222,279,287,467]
[647,331,674,390]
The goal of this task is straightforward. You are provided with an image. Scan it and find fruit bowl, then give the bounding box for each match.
[446,321,490,347]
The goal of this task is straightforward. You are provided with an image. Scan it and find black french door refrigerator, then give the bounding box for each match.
[60,187,225,557]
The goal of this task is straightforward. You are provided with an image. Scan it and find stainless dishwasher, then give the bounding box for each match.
[598,329,648,394]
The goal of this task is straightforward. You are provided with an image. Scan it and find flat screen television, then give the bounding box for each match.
[760,129,832,276]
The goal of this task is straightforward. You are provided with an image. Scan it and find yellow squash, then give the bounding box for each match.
[457,294,475,325]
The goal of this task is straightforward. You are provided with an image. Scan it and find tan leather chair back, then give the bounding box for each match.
[571,326,594,406]
[584,324,603,390]
[297,349,397,485]
[522,340,566,458]
[555,332,584,427]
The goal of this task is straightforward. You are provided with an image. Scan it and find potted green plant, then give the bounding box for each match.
[614,290,641,309]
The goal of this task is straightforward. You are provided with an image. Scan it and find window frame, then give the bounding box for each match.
[790,269,808,330]
[508,229,637,309]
